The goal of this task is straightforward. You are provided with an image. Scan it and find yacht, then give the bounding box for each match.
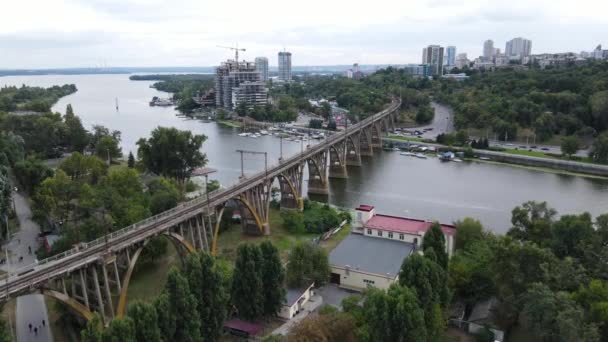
[415,153,427,159]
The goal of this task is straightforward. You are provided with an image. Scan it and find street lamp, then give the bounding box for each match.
[191,167,217,220]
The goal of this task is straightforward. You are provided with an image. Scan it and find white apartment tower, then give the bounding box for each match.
[483,40,495,60]
[422,45,444,76]
[255,57,269,81]
[505,37,532,58]
[278,51,292,82]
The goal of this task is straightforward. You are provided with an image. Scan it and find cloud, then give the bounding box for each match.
[0,0,606,68]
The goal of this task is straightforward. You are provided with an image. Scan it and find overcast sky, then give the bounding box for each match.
[1,0,606,69]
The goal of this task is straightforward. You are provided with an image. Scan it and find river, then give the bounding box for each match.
[2,74,608,233]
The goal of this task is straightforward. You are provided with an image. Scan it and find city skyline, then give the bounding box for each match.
[0,0,607,69]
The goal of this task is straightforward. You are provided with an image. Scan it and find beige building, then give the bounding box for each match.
[279,283,314,319]
[329,205,457,292]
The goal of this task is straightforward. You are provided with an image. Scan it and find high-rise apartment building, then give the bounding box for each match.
[505,37,532,58]
[422,45,444,76]
[255,57,269,81]
[215,59,267,109]
[446,46,456,66]
[483,40,495,60]
[278,51,292,82]
[455,53,469,69]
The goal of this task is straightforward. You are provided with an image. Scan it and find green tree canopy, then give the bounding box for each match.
[137,127,207,184]
[423,222,448,269]
[260,241,286,317]
[126,301,161,342]
[231,244,264,320]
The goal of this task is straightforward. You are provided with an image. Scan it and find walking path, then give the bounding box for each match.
[2,189,52,342]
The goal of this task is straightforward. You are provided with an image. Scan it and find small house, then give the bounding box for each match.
[279,283,315,319]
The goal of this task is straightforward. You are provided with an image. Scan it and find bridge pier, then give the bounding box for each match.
[278,163,304,210]
[371,122,383,149]
[307,149,329,195]
[329,140,348,179]
[360,128,374,157]
[346,135,361,166]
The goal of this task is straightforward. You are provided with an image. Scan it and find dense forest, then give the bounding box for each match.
[435,61,608,142]
[0,84,77,112]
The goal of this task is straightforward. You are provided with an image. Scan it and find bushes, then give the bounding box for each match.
[283,201,344,234]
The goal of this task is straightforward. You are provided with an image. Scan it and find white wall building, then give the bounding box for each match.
[505,37,532,59]
[483,40,495,61]
[279,283,315,319]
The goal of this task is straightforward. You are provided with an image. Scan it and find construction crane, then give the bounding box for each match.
[217,44,246,62]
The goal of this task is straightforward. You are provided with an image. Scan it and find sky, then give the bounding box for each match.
[0,0,606,69]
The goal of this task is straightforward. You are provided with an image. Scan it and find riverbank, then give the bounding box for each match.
[383,137,608,178]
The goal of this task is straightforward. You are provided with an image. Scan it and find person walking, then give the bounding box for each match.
[34,327,38,336]
[42,319,45,327]
[28,323,32,332]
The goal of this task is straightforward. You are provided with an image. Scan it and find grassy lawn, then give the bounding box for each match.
[216,208,317,262]
[387,135,427,143]
[319,224,351,253]
[217,120,241,128]
[0,298,16,339]
[126,238,181,305]
[44,297,72,342]
[503,148,551,158]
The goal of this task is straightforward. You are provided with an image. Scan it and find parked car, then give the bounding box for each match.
[541,147,550,151]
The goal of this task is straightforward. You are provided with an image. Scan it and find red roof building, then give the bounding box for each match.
[355,205,456,256]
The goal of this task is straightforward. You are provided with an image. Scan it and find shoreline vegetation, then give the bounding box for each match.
[383,136,608,178]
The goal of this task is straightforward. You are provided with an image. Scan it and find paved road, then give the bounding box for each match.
[1,191,40,271]
[16,294,52,342]
[416,102,454,139]
[3,189,52,342]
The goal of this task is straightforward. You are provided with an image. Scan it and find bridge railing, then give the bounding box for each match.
[9,99,401,278]
[12,189,225,275]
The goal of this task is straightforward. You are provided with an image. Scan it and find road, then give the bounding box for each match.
[416,102,454,139]
[16,294,52,342]
[404,102,589,157]
[2,189,52,342]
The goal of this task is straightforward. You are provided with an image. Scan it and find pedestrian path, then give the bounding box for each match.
[16,294,52,342]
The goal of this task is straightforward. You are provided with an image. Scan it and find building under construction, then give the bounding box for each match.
[215,59,268,109]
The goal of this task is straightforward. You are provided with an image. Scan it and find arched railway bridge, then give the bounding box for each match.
[0,99,401,324]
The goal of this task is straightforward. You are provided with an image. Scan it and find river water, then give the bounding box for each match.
[2,74,608,233]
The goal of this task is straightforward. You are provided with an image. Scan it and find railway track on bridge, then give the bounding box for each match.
[1,99,401,301]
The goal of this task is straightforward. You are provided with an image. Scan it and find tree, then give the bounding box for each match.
[522,283,599,342]
[96,135,122,164]
[454,217,485,251]
[231,244,264,320]
[508,201,556,247]
[127,301,161,342]
[590,90,608,130]
[127,152,135,168]
[288,311,356,342]
[551,213,594,259]
[64,104,90,152]
[286,242,330,288]
[137,127,207,184]
[81,313,103,342]
[59,152,107,184]
[280,210,305,234]
[102,317,136,342]
[590,132,608,164]
[14,156,53,193]
[184,253,227,342]
[153,293,175,341]
[148,178,180,215]
[423,222,448,269]
[561,136,580,158]
[163,267,201,342]
[399,253,450,339]
[363,285,427,341]
[260,241,286,317]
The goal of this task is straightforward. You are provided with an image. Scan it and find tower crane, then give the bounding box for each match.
[217,45,246,62]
